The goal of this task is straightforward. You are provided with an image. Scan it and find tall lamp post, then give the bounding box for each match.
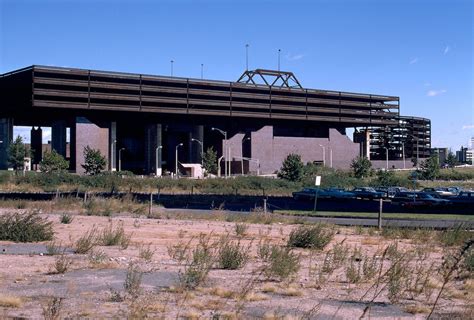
[211,127,227,178]
[384,147,389,170]
[191,138,204,166]
[155,145,162,176]
[401,143,406,169]
[118,148,125,172]
[111,139,117,171]
[175,143,183,178]
[319,145,326,167]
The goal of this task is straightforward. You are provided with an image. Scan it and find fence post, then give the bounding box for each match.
[149,193,153,216]
[263,198,267,214]
[378,198,383,230]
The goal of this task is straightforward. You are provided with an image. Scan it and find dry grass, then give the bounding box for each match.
[208,286,235,299]
[244,292,268,302]
[261,283,277,293]
[404,304,431,314]
[279,287,303,297]
[0,295,23,308]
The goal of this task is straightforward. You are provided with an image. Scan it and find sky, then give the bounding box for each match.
[1,0,473,149]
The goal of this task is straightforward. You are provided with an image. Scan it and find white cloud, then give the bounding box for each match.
[462,124,474,130]
[409,57,419,64]
[443,45,450,55]
[285,53,305,61]
[427,89,447,97]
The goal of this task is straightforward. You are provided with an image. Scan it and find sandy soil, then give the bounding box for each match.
[0,209,472,319]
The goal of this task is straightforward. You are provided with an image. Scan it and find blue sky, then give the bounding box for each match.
[1,0,472,149]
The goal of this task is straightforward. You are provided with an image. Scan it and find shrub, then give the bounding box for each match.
[40,150,69,173]
[262,245,300,281]
[0,212,53,242]
[99,222,131,248]
[438,225,472,247]
[42,297,63,320]
[217,237,249,270]
[138,243,155,262]
[202,147,218,175]
[81,146,107,175]
[419,155,440,180]
[8,136,28,174]
[278,153,304,181]
[350,156,372,178]
[124,262,142,297]
[52,252,72,274]
[59,213,73,224]
[74,226,98,254]
[234,222,248,237]
[287,224,334,250]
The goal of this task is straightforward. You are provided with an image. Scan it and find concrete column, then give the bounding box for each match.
[109,122,117,171]
[74,117,109,174]
[190,125,203,164]
[52,120,67,158]
[145,123,162,175]
[31,127,43,166]
[0,118,13,170]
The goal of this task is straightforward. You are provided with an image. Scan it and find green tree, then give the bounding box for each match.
[8,136,28,174]
[202,147,218,175]
[39,150,69,173]
[375,169,395,186]
[411,157,418,168]
[350,156,372,178]
[278,153,304,181]
[445,151,457,168]
[419,155,440,180]
[81,146,106,175]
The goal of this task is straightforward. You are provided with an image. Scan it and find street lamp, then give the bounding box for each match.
[170,60,174,76]
[155,145,162,176]
[175,143,184,178]
[329,148,333,168]
[384,147,389,170]
[211,127,227,178]
[191,138,204,166]
[118,148,125,172]
[401,142,406,169]
[319,145,326,167]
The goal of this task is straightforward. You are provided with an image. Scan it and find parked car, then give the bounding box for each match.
[421,187,457,197]
[351,187,385,200]
[375,186,409,198]
[449,191,474,205]
[392,192,450,207]
[292,187,355,201]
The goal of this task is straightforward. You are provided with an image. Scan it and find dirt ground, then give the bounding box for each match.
[0,208,472,319]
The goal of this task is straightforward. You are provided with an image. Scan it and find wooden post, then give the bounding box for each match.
[84,191,88,203]
[263,198,267,214]
[378,198,383,230]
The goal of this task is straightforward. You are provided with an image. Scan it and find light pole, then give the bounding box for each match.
[170,60,174,76]
[402,143,406,169]
[245,44,249,71]
[319,145,326,166]
[118,148,125,172]
[155,145,162,176]
[191,138,204,166]
[329,148,333,168]
[111,139,117,171]
[201,64,204,79]
[211,127,227,178]
[278,49,281,71]
[175,143,183,178]
[384,147,389,170]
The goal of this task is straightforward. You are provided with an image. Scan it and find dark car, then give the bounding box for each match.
[351,187,385,200]
[449,191,474,204]
[375,186,409,198]
[392,192,450,207]
[421,187,457,198]
[292,188,318,201]
[292,187,355,201]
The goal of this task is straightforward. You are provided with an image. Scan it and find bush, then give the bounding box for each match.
[52,252,72,274]
[40,150,69,173]
[59,213,73,224]
[234,222,248,237]
[74,226,98,254]
[216,237,248,270]
[287,224,334,250]
[82,146,107,175]
[350,156,372,178]
[0,212,53,242]
[419,155,440,180]
[99,222,131,248]
[8,136,28,174]
[262,245,300,281]
[278,153,304,182]
[124,262,142,297]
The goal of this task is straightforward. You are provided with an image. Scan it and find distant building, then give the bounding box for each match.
[467,149,473,165]
[456,146,469,163]
[430,147,448,164]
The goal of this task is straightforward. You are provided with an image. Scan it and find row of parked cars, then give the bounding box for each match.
[292,186,474,207]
